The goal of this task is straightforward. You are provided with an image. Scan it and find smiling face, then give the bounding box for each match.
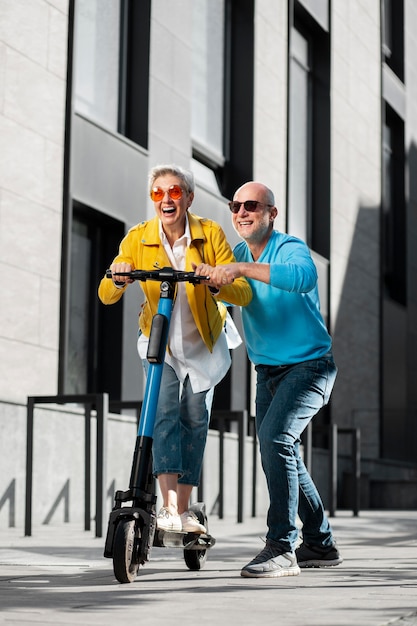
[151,173,194,240]
[231,182,277,254]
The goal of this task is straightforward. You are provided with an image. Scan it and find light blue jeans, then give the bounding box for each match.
[255,352,338,552]
[142,361,213,486]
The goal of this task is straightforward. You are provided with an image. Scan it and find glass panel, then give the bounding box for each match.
[382,109,406,305]
[67,218,91,394]
[192,0,225,164]
[382,126,393,283]
[287,28,312,243]
[382,0,392,58]
[73,0,120,130]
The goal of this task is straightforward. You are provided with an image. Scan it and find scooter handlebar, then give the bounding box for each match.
[105,266,210,284]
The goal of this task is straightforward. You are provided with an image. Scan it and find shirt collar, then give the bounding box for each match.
[159,213,191,247]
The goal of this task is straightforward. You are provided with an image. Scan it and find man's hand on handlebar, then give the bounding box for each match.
[192,262,238,290]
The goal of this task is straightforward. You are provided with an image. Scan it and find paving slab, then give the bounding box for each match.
[1,511,417,626]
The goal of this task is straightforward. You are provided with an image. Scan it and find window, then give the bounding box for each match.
[192,0,226,171]
[286,6,330,258]
[118,0,151,148]
[67,217,91,393]
[382,0,404,82]
[382,105,406,305]
[191,0,254,197]
[63,205,125,398]
[287,27,313,245]
[73,0,121,130]
[73,0,150,147]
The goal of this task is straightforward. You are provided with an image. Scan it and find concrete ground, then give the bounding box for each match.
[1,510,417,626]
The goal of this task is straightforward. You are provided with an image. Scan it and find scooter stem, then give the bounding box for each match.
[129,281,174,495]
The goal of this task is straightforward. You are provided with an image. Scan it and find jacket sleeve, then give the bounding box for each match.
[207,224,252,307]
[97,232,135,305]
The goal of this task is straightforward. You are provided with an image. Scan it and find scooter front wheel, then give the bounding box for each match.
[113,518,140,583]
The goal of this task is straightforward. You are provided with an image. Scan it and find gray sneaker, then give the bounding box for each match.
[241,541,301,578]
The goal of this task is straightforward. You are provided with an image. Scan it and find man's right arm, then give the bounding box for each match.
[202,261,271,287]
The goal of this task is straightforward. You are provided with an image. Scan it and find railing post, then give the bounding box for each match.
[25,397,35,537]
[237,410,248,523]
[251,416,257,518]
[353,428,361,517]
[84,402,92,531]
[95,393,108,538]
[329,424,338,517]
[218,417,225,519]
[197,465,204,502]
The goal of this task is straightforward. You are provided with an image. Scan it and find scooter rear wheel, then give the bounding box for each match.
[113,518,140,583]
[183,505,209,570]
[184,545,208,570]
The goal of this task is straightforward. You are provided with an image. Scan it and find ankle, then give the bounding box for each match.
[164,504,178,516]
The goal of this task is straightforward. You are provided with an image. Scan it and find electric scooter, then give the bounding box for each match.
[103,266,216,583]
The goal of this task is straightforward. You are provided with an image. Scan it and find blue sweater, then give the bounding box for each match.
[233,230,332,365]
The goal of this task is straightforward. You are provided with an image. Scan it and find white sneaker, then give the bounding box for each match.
[180,510,207,534]
[156,507,182,532]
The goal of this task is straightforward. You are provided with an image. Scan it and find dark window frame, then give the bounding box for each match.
[63,203,125,398]
[382,104,406,305]
[118,0,151,148]
[193,0,254,199]
[287,1,331,259]
[382,0,404,82]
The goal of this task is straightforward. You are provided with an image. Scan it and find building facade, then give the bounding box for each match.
[1,0,417,529]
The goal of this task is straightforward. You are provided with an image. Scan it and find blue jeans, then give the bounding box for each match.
[255,352,337,552]
[142,361,213,486]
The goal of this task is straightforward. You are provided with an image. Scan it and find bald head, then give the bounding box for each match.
[233,182,275,207]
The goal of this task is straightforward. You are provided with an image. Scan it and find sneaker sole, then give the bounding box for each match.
[298,558,343,568]
[156,524,182,532]
[241,566,301,578]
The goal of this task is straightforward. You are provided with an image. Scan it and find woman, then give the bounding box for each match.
[98,164,251,533]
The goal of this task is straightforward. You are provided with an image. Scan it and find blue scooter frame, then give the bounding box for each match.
[103,267,215,583]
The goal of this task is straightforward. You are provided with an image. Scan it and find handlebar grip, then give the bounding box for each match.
[105,269,113,279]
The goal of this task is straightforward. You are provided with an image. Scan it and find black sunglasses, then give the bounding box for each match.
[228,200,273,214]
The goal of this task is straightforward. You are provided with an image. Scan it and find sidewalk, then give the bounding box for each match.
[1,510,417,626]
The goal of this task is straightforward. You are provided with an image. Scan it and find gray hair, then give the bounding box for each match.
[148,164,195,194]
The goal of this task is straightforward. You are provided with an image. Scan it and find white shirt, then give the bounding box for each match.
[137,215,231,393]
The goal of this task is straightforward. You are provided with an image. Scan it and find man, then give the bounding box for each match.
[195,181,342,578]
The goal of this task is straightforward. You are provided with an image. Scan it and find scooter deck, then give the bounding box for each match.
[153,528,216,549]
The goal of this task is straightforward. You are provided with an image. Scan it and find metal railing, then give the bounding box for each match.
[25,395,360,537]
[25,394,142,538]
[304,422,361,517]
[25,397,257,538]
[209,410,253,523]
[26,394,107,538]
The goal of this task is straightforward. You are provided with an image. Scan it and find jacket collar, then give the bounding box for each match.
[141,212,206,245]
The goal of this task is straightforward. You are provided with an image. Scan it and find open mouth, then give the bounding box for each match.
[162,207,176,215]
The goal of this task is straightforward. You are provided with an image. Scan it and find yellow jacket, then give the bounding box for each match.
[98,212,252,352]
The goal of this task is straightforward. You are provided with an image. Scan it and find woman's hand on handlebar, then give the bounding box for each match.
[110,262,134,286]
